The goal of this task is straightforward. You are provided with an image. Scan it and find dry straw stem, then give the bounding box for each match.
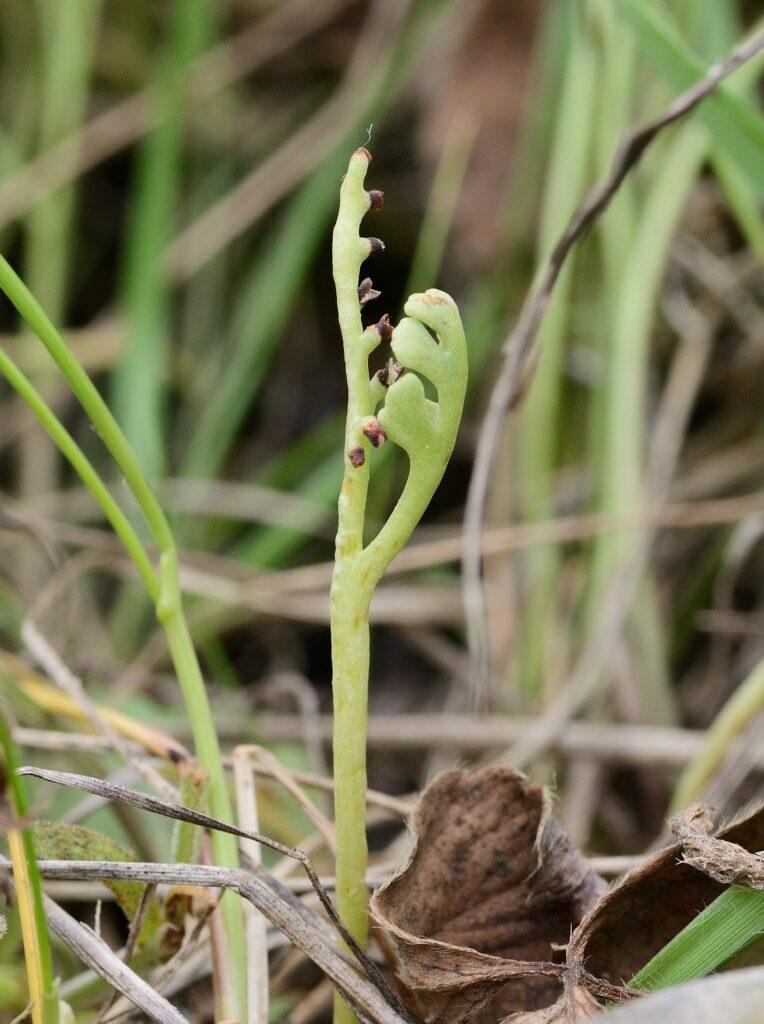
[19,766,412,1024]
[246,712,764,772]
[41,888,189,1024]
[232,747,270,1024]
[20,619,176,801]
[1,652,189,761]
[672,657,764,811]
[234,744,336,854]
[2,876,198,1024]
[462,24,764,684]
[33,860,410,1024]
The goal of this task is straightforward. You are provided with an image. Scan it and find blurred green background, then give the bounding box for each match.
[0,5,763,1001]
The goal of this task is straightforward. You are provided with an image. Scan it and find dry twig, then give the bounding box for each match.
[35,859,410,1024]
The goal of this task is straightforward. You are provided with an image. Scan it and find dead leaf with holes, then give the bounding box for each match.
[370,765,606,1024]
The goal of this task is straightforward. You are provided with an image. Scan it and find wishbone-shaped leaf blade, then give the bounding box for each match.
[380,288,467,465]
[361,287,467,581]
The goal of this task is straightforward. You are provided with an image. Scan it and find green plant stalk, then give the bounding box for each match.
[629,885,764,991]
[517,0,597,701]
[330,157,378,985]
[0,254,245,1018]
[672,657,764,811]
[113,0,213,477]
[0,346,158,598]
[0,710,58,1024]
[108,0,215,658]
[330,149,467,1024]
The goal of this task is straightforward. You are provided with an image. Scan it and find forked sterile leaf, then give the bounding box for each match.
[362,289,467,579]
[380,289,467,465]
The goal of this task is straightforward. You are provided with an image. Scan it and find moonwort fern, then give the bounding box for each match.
[330,146,467,1024]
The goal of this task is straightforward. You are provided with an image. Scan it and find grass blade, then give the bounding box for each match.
[112,0,214,477]
[619,0,764,191]
[630,886,764,991]
[0,711,58,1024]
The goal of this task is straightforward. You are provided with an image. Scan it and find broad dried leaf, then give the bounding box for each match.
[566,803,764,988]
[371,766,605,1024]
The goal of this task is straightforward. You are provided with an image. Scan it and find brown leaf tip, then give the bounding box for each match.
[368,189,384,211]
[367,237,385,256]
[373,313,394,342]
[354,146,372,163]
[358,277,381,306]
[348,445,365,468]
[362,419,387,448]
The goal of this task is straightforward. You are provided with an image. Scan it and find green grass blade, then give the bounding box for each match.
[517,0,598,698]
[619,0,764,192]
[21,0,101,504]
[112,0,214,477]
[180,159,341,481]
[25,0,100,322]
[406,117,476,297]
[591,125,706,583]
[630,886,764,991]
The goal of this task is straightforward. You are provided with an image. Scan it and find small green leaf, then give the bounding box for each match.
[32,821,142,919]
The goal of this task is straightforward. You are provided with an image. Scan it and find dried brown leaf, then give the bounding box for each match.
[502,980,601,1024]
[370,766,605,1024]
[671,804,764,890]
[566,803,764,988]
